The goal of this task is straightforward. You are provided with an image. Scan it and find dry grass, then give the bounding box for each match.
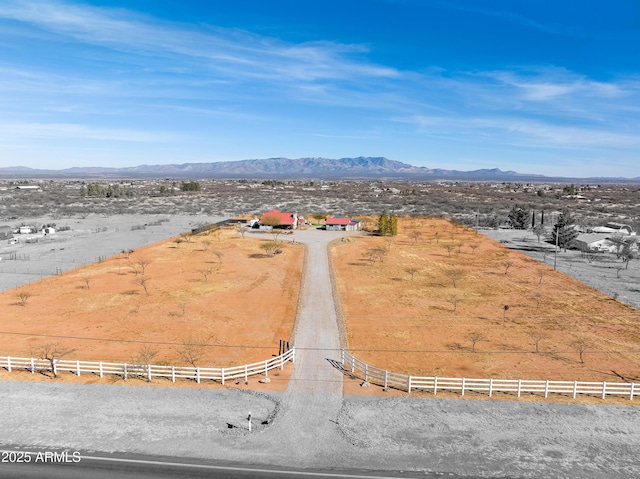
[0,227,303,375]
[331,216,640,383]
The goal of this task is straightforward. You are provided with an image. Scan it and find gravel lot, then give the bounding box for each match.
[480,228,640,310]
[0,214,223,292]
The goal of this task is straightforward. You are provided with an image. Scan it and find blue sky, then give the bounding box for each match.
[1,0,639,177]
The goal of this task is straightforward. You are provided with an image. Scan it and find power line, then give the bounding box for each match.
[0,331,274,349]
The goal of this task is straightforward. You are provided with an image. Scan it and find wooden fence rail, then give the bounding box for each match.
[341,349,638,401]
[0,347,295,385]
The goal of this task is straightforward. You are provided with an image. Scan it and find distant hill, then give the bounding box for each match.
[0,157,637,182]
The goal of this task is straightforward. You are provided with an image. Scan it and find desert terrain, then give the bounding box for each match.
[2,184,640,477]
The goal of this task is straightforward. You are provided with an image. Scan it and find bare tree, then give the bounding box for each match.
[503,260,513,275]
[372,245,387,263]
[134,276,150,296]
[200,239,211,252]
[198,268,212,282]
[469,243,479,254]
[235,224,248,239]
[364,249,377,266]
[213,251,224,263]
[405,266,420,282]
[16,291,32,306]
[131,345,159,381]
[571,335,592,363]
[180,232,194,243]
[467,332,488,352]
[83,278,90,290]
[137,258,151,276]
[528,331,547,353]
[178,336,210,368]
[537,269,546,284]
[532,224,546,243]
[444,244,454,257]
[211,228,223,243]
[32,342,76,378]
[409,230,422,244]
[446,269,464,288]
[447,294,461,312]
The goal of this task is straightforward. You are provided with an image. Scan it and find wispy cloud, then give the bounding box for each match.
[0,122,180,142]
[0,0,398,83]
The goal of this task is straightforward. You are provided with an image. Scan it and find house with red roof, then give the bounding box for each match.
[325,216,360,231]
[259,209,299,229]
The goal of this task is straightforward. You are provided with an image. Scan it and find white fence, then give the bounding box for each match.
[0,347,295,385]
[341,349,639,401]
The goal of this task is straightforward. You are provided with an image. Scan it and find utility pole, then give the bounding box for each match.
[554,228,559,271]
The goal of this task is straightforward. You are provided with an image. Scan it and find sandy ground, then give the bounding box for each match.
[3,224,640,477]
[330,217,640,384]
[0,222,303,378]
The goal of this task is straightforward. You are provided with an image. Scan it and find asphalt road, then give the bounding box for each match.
[0,448,460,479]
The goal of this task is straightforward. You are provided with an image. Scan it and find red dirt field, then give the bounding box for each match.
[331,216,640,384]
[0,227,303,391]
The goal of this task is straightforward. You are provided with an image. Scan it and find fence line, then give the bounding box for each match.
[1,347,294,385]
[341,349,638,401]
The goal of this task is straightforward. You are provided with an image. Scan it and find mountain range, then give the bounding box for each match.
[0,157,637,182]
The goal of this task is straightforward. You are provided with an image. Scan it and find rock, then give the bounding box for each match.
[259,377,271,383]
[360,381,370,388]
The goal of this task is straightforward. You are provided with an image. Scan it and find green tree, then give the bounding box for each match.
[507,204,530,230]
[549,209,578,251]
[180,181,201,192]
[378,213,398,236]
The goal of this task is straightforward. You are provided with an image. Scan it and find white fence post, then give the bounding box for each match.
[123,363,128,380]
[76,360,81,377]
[52,359,57,377]
[147,365,152,382]
[196,367,200,384]
[433,376,438,396]
[221,368,225,385]
[99,362,103,378]
[364,364,369,382]
[517,379,522,398]
[291,347,295,363]
[602,382,606,400]
[171,366,175,383]
[461,377,465,396]
[631,383,635,401]
[6,356,11,373]
[264,360,268,378]
[489,378,493,397]
[244,365,248,382]
[572,380,577,399]
[30,358,35,374]
[544,380,549,398]
[408,376,412,395]
[384,370,388,390]
[341,349,345,365]
[280,354,284,370]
